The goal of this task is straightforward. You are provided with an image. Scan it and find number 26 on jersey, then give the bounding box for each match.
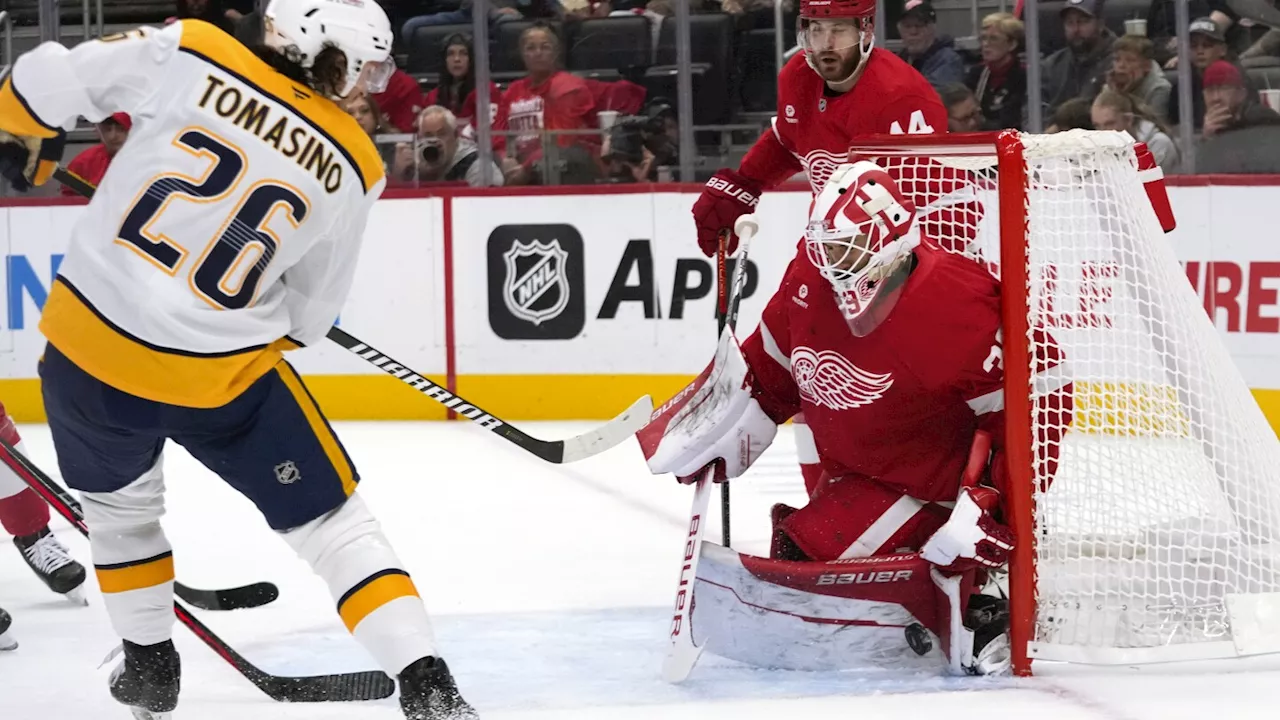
[117,128,310,310]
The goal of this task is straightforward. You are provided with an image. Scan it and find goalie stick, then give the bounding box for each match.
[0,438,396,702]
[52,166,653,465]
[662,214,759,684]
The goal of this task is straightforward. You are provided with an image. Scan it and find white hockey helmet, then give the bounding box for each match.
[263,0,395,97]
[805,161,919,335]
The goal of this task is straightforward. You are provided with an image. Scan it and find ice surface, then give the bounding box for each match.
[4,421,1280,719]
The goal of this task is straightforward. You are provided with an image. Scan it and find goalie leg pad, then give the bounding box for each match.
[779,476,950,562]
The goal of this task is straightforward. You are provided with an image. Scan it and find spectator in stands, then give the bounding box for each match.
[391,107,504,187]
[424,33,508,152]
[503,22,601,185]
[1167,17,1240,130]
[1107,35,1172,122]
[1201,59,1280,137]
[896,0,965,90]
[939,84,984,132]
[61,114,130,197]
[401,0,564,45]
[1148,0,1238,66]
[967,12,1026,130]
[1045,96,1095,132]
[343,93,388,138]
[1091,88,1180,170]
[1042,0,1115,116]
[372,68,428,134]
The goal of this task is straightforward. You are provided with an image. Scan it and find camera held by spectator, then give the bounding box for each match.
[392,106,504,187]
[602,119,654,183]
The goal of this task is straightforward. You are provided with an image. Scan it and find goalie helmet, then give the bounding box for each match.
[805,161,919,336]
[798,0,876,84]
[263,0,395,98]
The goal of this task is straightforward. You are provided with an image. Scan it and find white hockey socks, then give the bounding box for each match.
[82,461,175,646]
[280,493,438,676]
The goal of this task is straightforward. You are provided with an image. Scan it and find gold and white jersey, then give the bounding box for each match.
[0,20,385,408]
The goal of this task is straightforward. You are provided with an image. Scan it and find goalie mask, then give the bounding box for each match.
[806,161,919,336]
[798,0,876,87]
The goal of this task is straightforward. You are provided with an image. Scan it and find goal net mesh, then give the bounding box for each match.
[851,130,1280,665]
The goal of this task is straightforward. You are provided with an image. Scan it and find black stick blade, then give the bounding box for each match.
[260,670,398,703]
[175,581,279,611]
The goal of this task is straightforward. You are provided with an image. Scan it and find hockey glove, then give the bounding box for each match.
[692,169,762,257]
[637,326,777,483]
[0,130,65,192]
[920,486,1014,573]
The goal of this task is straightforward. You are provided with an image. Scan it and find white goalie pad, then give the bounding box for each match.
[689,542,964,673]
[638,328,777,480]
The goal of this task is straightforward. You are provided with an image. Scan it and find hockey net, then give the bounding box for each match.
[848,130,1280,675]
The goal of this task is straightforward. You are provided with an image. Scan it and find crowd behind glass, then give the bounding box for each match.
[27,0,1280,192]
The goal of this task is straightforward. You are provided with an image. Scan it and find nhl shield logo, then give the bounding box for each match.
[274,461,301,485]
[503,239,571,326]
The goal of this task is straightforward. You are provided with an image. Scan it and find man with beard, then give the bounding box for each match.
[689,0,946,258]
[1042,0,1115,116]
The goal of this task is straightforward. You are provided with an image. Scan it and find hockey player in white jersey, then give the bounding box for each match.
[0,1,476,718]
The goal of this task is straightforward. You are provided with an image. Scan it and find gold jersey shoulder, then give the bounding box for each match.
[178,19,384,193]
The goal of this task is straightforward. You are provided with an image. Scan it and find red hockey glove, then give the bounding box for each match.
[920,487,1014,573]
[692,169,762,257]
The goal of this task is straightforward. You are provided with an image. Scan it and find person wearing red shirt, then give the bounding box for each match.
[424,33,508,154]
[373,67,427,134]
[60,113,130,196]
[501,22,599,185]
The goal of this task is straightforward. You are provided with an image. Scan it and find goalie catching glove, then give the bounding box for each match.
[637,328,777,483]
[920,485,1014,573]
[0,130,65,192]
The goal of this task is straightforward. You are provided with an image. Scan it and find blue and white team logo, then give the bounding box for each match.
[502,239,571,326]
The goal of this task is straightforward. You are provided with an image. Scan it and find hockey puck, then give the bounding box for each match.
[905,622,932,656]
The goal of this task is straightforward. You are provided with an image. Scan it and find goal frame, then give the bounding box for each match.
[844,130,1092,677]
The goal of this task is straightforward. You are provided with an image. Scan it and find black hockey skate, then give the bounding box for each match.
[15,526,87,605]
[109,639,180,720]
[399,656,479,720]
[964,594,1011,676]
[0,606,15,651]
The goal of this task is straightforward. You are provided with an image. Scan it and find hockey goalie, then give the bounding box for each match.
[639,160,1074,677]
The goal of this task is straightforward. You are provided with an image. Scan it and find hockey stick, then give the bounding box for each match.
[3,442,277,611]
[327,327,653,463]
[0,438,396,702]
[716,232,732,549]
[663,214,759,684]
[52,166,653,465]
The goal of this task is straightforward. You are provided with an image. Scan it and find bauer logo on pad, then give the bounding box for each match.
[487,224,586,340]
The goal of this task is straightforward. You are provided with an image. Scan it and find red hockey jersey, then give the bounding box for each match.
[740,50,948,195]
[742,241,1069,503]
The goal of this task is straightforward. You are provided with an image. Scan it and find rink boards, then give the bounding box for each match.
[0,178,1279,431]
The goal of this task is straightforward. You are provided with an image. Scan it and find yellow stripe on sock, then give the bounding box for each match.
[337,570,420,633]
[95,552,175,594]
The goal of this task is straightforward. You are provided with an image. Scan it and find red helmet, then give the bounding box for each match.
[800,0,876,20]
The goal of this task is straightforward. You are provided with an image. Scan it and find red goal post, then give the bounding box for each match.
[847,130,1280,676]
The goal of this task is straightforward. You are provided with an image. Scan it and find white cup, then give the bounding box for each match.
[1261,89,1280,112]
[1124,18,1147,36]
[598,110,620,130]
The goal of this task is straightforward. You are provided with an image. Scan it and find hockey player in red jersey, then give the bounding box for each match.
[0,401,87,603]
[641,161,1072,676]
[691,0,948,258]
